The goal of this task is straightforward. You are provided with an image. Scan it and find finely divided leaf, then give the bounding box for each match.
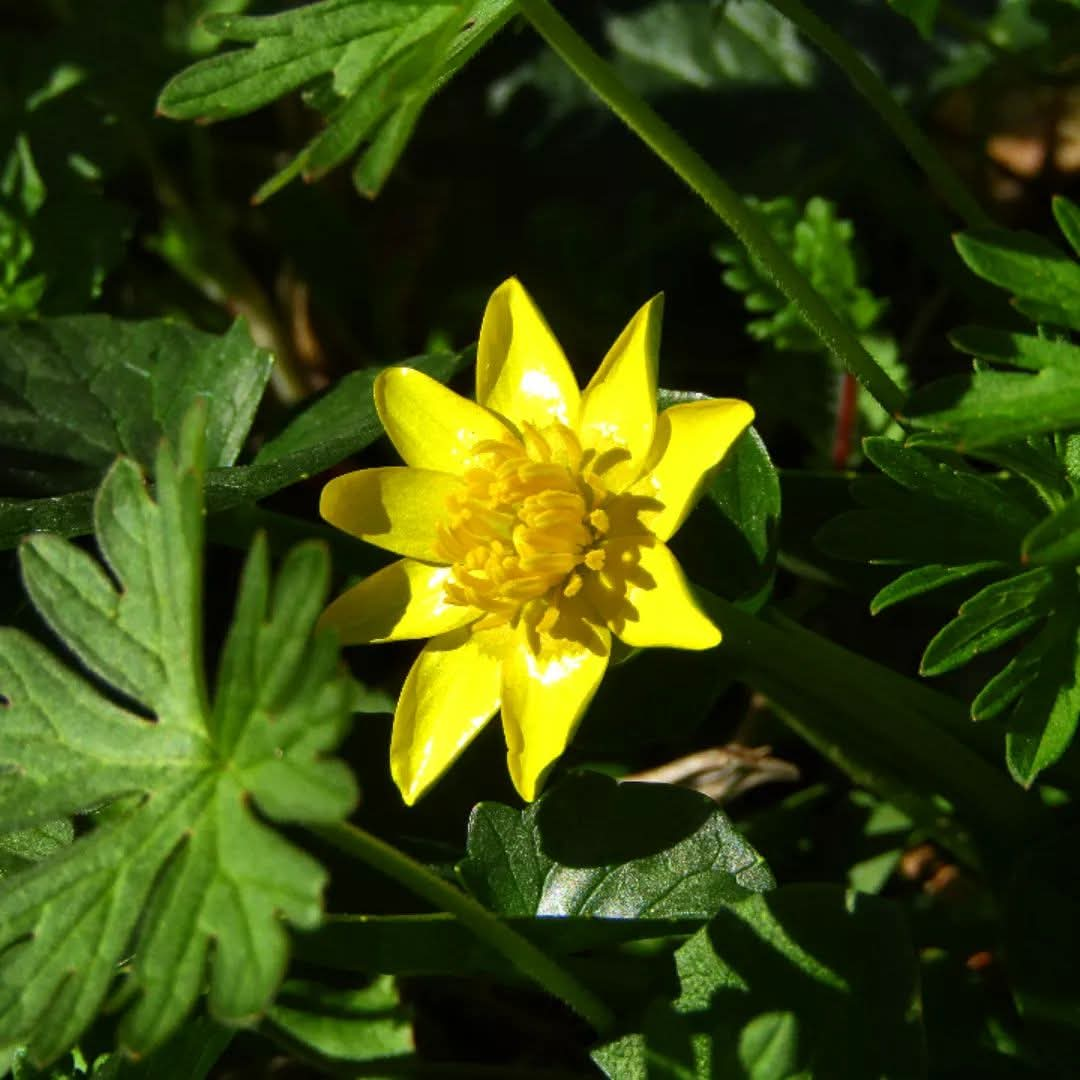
[1022,494,1080,566]
[910,200,1080,448]
[818,434,1078,784]
[1005,604,1080,786]
[157,0,515,199]
[870,562,1004,615]
[0,408,357,1064]
[714,195,889,354]
[954,225,1080,332]
[920,568,1054,677]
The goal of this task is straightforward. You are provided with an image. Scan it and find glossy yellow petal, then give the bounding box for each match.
[319,559,479,644]
[501,623,611,801]
[632,398,755,541]
[578,294,662,491]
[320,467,460,561]
[586,536,720,650]
[375,366,513,475]
[390,625,511,805]
[476,278,580,428]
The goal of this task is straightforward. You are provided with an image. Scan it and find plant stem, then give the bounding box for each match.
[764,0,991,229]
[515,0,905,415]
[703,593,1046,864]
[311,820,615,1034]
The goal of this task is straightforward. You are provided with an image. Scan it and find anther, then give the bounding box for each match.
[536,605,559,635]
[584,549,606,571]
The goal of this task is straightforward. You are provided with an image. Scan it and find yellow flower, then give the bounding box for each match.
[319,279,753,805]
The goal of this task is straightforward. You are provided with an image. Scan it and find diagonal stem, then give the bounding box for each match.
[764,0,991,229]
[515,0,906,415]
[311,820,615,1034]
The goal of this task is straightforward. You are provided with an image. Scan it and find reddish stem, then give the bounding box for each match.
[832,372,858,469]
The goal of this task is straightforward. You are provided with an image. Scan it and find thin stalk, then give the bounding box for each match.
[765,0,991,229]
[515,0,905,416]
[311,820,615,1034]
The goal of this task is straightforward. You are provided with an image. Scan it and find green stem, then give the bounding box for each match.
[515,0,905,415]
[311,820,615,1034]
[764,0,991,229]
[703,594,1046,863]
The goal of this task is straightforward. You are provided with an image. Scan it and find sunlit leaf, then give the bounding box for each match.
[457,772,773,920]
[0,408,357,1064]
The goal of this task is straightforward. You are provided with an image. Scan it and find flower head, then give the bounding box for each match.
[319,279,753,804]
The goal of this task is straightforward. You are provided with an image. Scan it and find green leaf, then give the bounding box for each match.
[888,0,939,37]
[862,437,1036,538]
[0,349,462,550]
[817,437,1036,567]
[606,0,816,92]
[949,325,1080,372]
[669,421,780,611]
[870,562,1004,615]
[594,885,924,1079]
[158,0,515,199]
[267,977,413,1064]
[737,1011,801,1079]
[0,408,357,1064]
[1022,494,1080,565]
[970,630,1052,723]
[954,226,1080,332]
[0,820,72,882]
[457,772,773,920]
[0,316,272,496]
[913,209,1080,448]
[1005,604,1080,785]
[1053,195,1080,258]
[714,196,891,355]
[904,368,1080,449]
[920,568,1055,677]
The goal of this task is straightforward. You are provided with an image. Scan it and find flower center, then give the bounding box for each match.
[434,422,614,633]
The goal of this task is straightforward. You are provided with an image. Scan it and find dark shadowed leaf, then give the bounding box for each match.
[0,316,271,496]
[457,772,773,920]
[595,885,923,1078]
[0,349,462,550]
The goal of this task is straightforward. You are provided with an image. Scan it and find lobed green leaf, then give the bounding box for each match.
[0,408,357,1064]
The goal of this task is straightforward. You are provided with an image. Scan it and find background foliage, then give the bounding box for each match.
[1,0,1080,1076]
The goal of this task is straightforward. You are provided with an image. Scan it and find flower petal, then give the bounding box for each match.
[320,467,461,561]
[476,278,580,428]
[390,625,510,805]
[375,366,513,474]
[578,294,662,491]
[501,623,611,802]
[319,559,479,644]
[586,536,720,650]
[632,398,755,540]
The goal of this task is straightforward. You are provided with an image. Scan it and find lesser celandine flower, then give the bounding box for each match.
[319,279,753,805]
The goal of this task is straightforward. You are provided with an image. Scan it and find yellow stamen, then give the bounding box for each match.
[433,421,662,639]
